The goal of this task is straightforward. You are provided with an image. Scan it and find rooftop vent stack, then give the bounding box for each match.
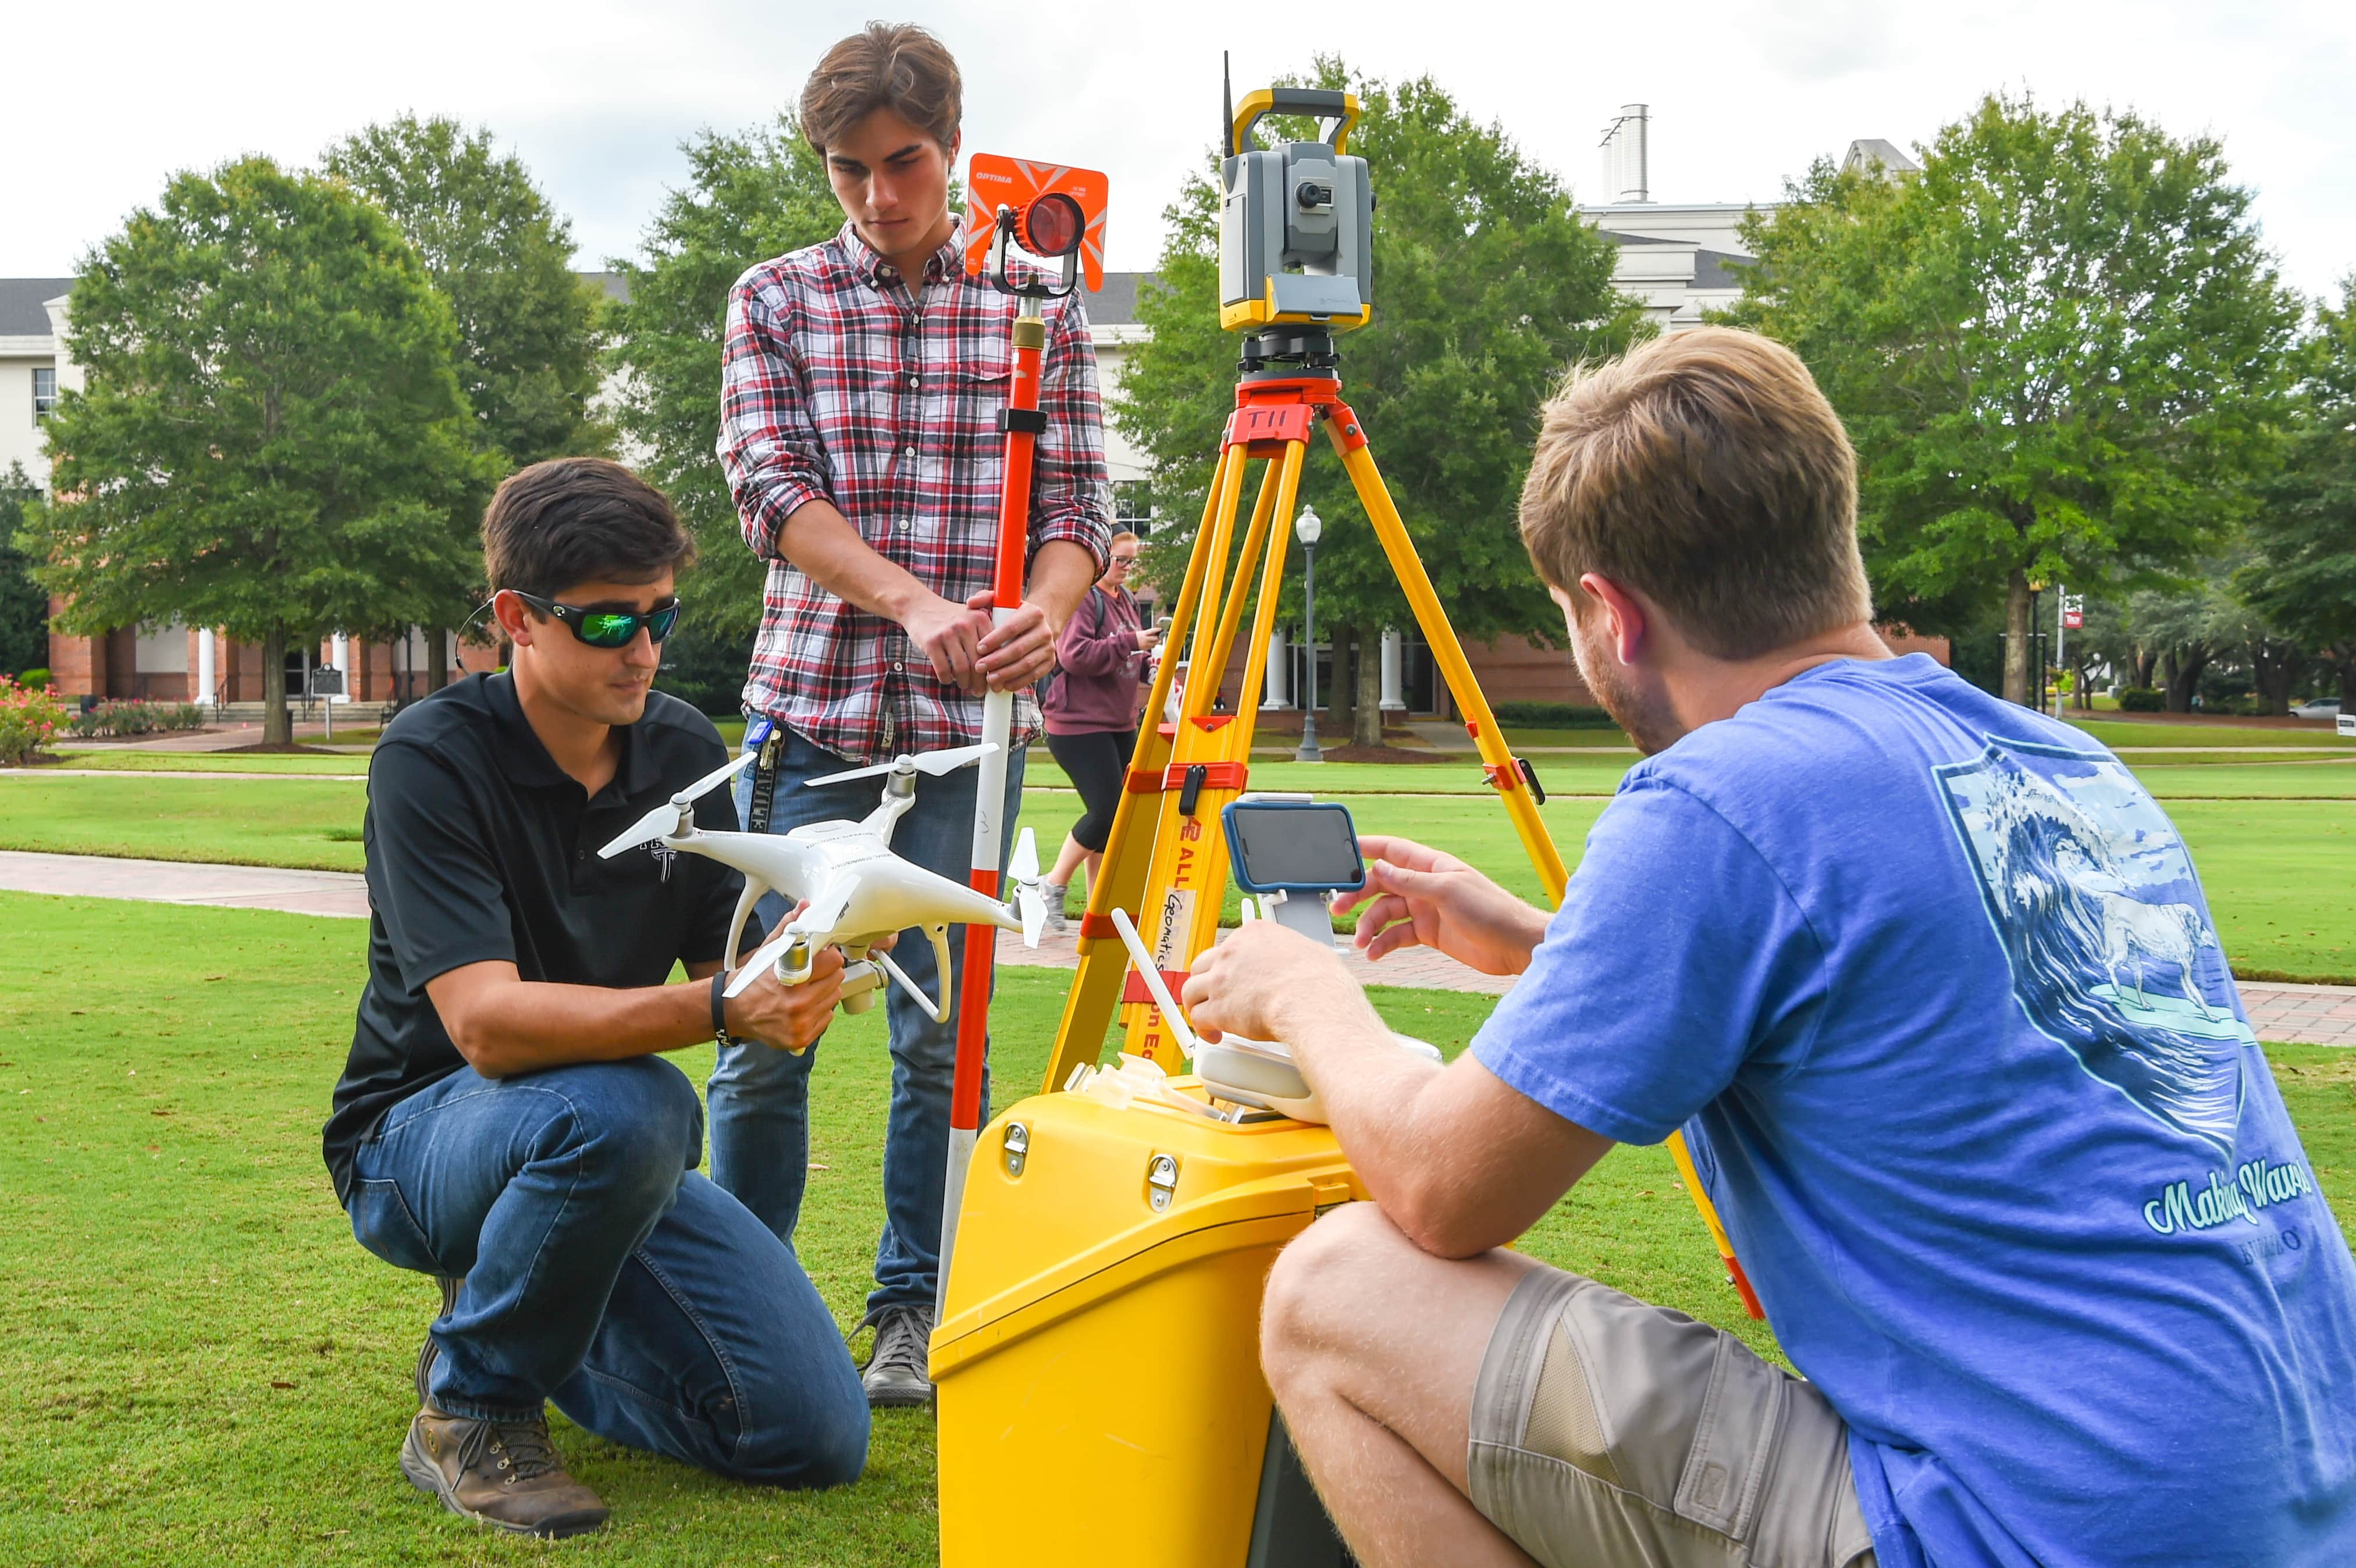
[1600,104,1650,204]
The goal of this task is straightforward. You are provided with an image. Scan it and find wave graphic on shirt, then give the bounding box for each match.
[1937,736,2255,1153]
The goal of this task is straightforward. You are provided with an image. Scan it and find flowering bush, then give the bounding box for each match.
[56,699,210,739]
[0,676,66,765]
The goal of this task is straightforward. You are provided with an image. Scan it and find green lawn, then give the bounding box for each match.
[0,775,372,871]
[2062,718,2351,750]
[2134,762,2356,799]
[44,751,373,776]
[6,772,2354,982]
[4,895,2352,1564]
[1022,754,1636,797]
[0,893,1789,1566]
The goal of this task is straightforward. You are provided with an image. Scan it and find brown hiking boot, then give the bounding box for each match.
[399,1405,609,1538]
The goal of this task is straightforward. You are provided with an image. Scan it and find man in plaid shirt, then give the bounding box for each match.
[713,23,1111,1408]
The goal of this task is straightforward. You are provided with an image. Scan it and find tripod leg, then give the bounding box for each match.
[1196,455,1289,718]
[1329,416,1763,1320]
[1328,422,1567,895]
[1118,442,1306,1067]
[1044,441,1252,1092]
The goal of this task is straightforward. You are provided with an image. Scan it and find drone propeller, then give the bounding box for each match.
[1006,826,1048,947]
[726,879,857,999]
[803,740,1001,789]
[598,750,758,860]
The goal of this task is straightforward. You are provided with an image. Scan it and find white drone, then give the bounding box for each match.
[596,742,1049,1022]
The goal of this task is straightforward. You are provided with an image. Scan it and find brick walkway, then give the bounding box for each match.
[2,849,2347,1042]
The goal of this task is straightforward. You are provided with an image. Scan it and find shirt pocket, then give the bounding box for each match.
[941,344,1015,473]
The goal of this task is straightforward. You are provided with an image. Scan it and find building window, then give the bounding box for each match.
[1112,480,1154,533]
[33,368,56,422]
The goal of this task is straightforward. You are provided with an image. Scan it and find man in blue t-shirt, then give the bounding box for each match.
[1183,326,2356,1568]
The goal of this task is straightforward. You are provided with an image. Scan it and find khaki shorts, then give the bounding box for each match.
[1468,1266,1877,1568]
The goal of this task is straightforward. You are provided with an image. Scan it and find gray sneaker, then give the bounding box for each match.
[414,1274,463,1408]
[1041,882,1070,936]
[857,1303,935,1408]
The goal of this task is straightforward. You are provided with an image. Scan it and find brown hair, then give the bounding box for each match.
[1518,326,1870,660]
[799,23,962,154]
[481,458,695,596]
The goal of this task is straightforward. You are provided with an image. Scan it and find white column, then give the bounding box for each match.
[1262,627,1291,708]
[196,628,215,707]
[330,633,350,696]
[1379,628,1406,711]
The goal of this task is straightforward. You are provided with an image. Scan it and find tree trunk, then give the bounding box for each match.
[2337,644,2356,710]
[2162,646,2210,714]
[2250,642,2296,717]
[422,626,449,693]
[261,626,291,746]
[2002,566,2032,705]
[1353,625,1383,747]
[2133,648,2158,690]
[1326,625,1356,730]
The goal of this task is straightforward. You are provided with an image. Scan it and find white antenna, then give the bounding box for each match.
[1599,104,1650,204]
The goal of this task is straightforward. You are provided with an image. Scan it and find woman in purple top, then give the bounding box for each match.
[1038,532,1161,929]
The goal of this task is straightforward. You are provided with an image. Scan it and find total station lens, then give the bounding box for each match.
[1021,193,1086,258]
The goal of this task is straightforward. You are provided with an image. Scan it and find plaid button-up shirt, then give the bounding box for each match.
[718,220,1112,764]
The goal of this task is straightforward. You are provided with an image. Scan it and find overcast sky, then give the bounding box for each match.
[10,0,2354,300]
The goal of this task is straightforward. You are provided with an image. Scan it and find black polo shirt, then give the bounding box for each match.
[322,673,745,1203]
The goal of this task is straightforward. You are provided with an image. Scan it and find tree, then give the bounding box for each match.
[326,115,610,689]
[607,117,844,705]
[1118,61,1642,745]
[0,465,48,679]
[1728,94,2301,704]
[2126,578,2234,713]
[19,157,485,744]
[2239,280,2356,705]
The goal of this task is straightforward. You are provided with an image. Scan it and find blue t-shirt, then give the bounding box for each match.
[1472,654,2356,1567]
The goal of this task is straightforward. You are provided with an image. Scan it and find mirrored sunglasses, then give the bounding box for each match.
[511,590,682,649]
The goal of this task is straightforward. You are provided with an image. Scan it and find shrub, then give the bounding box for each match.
[2116,687,2165,712]
[100,700,156,736]
[1492,701,1622,729]
[0,675,66,764]
[17,667,50,688]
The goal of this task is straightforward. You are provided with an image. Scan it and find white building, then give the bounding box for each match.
[1579,111,1917,332]
[0,277,71,488]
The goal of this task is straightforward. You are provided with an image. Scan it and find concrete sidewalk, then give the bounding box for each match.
[0,849,371,919]
[3,849,2348,1042]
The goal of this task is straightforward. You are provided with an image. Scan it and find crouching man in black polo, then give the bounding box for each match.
[323,459,869,1540]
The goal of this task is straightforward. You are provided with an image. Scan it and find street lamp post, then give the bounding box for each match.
[1294,505,1324,763]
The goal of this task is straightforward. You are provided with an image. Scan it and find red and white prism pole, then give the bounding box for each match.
[935,300,1047,1316]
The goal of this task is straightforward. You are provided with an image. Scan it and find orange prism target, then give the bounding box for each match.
[962,155,1109,292]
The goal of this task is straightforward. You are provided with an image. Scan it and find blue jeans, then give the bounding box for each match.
[345,1053,867,1487]
[711,725,1025,1313]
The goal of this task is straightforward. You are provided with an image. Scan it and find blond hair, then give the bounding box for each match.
[1518,326,1870,660]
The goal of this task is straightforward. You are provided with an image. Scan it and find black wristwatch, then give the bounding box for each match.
[710,970,735,1049]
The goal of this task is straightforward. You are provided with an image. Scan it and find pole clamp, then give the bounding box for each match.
[997,407,1048,434]
[1481,756,1544,804]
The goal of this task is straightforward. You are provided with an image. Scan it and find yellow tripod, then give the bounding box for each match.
[1038,344,1764,1319]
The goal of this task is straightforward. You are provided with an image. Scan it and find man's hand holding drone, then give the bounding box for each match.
[718,906,896,1054]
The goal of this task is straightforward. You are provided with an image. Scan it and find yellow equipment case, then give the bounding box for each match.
[931,1081,1362,1566]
